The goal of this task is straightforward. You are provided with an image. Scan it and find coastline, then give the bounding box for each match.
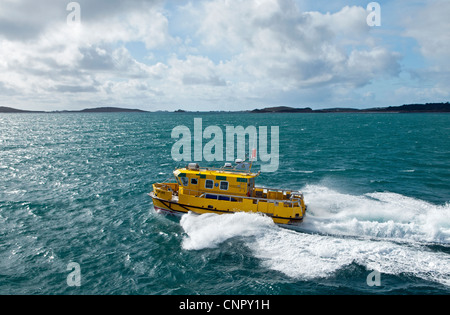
[1,102,449,114]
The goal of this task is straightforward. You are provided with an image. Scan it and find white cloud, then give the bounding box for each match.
[399,0,450,102]
[168,55,227,87]
[1,0,438,111]
[188,0,400,102]
[0,0,174,109]
[403,0,450,66]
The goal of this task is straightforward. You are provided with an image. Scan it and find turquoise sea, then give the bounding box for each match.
[0,112,449,295]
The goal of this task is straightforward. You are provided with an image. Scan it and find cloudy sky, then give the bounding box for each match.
[0,0,449,111]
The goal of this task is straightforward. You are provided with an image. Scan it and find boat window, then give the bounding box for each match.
[180,177,189,187]
[205,179,214,189]
[191,178,198,185]
[220,181,229,191]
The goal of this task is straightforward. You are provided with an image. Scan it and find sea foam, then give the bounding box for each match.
[301,185,450,244]
[180,185,450,286]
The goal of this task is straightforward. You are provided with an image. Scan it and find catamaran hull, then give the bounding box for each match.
[151,194,303,226]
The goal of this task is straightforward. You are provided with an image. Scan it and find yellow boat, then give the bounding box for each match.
[149,161,306,226]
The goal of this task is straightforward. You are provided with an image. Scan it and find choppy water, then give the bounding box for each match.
[0,112,449,295]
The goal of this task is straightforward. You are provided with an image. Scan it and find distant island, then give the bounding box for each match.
[0,106,46,113]
[0,106,148,113]
[1,102,449,114]
[64,107,148,113]
[251,106,314,113]
[251,102,450,113]
[359,102,450,113]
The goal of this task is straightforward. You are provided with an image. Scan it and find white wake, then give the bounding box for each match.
[179,185,450,286]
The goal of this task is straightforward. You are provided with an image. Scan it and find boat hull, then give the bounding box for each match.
[151,193,303,226]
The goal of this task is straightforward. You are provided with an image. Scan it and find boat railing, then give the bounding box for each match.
[181,166,259,176]
[196,191,302,208]
[155,184,303,207]
[154,182,178,191]
[255,186,303,195]
[155,179,303,196]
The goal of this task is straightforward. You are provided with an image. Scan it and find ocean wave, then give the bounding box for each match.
[251,225,450,286]
[180,212,274,251]
[179,186,450,286]
[301,185,450,244]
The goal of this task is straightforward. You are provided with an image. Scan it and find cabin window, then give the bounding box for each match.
[180,177,189,187]
[191,178,198,185]
[220,181,229,191]
[205,179,214,189]
[218,195,230,201]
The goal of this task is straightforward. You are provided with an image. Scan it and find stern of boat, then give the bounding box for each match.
[151,183,179,201]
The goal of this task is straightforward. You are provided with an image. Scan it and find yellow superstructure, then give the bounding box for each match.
[149,162,306,226]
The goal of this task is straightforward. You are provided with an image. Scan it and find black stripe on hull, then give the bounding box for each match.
[151,195,303,224]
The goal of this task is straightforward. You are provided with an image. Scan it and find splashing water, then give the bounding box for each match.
[180,185,450,286]
[301,185,450,244]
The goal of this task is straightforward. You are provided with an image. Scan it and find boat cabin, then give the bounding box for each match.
[174,163,257,198]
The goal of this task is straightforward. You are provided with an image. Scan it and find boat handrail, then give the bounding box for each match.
[154,183,177,189]
[178,167,259,176]
[196,190,302,205]
[156,182,301,195]
[254,186,303,194]
[156,185,302,203]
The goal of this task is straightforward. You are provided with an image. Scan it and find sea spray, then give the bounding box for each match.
[180,212,274,250]
[301,185,450,244]
[250,227,450,286]
[180,186,450,286]
[180,209,450,286]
